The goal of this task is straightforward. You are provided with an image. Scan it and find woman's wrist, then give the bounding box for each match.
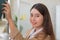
[7,18,13,22]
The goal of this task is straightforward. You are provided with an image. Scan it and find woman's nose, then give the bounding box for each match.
[32,17,36,21]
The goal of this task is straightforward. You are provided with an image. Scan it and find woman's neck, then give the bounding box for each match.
[34,26,43,32]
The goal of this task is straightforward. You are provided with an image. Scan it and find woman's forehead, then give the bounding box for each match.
[30,8,41,14]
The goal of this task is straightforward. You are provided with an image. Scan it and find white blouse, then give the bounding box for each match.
[29,28,43,39]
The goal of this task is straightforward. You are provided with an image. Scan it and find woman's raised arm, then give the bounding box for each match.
[2,1,24,40]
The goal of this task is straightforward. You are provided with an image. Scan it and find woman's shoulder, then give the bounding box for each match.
[25,28,33,38]
[44,35,51,40]
[26,28,32,32]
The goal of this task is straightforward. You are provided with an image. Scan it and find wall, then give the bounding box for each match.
[56,5,60,40]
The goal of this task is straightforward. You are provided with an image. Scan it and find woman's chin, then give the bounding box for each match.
[32,25,38,28]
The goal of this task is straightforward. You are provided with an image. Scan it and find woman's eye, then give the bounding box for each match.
[30,14,33,17]
[36,15,39,17]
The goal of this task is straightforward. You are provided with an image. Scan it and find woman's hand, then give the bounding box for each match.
[2,1,12,21]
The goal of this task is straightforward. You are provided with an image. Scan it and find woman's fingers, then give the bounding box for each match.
[1,2,11,20]
[2,10,7,14]
[2,3,10,9]
[2,6,10,16]
[2,2,10,12]
[2,7,8,12]
[2,2,11,14]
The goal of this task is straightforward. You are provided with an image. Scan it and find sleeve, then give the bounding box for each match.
[9,30,39,40]
[10,32,50,40]
[29,35,51,40]
[10,28,50,40]
[9,30,25,40]
[44,35,51,40]
[12,32,24,40]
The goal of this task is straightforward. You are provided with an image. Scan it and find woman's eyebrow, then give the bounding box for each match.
[35,13,40,15]
[30,13,40,16]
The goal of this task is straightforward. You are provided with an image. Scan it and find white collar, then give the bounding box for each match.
[29,27,43,39]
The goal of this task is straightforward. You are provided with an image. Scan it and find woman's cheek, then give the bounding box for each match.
[37,18,43,26]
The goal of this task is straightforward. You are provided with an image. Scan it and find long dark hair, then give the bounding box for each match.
[30,3,55,40]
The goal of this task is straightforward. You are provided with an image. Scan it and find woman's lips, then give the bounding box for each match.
[32,22,36,25]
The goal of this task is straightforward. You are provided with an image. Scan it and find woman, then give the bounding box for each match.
[2,1,55,40]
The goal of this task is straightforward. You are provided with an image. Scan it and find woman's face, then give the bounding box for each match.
[30,8,44,28]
